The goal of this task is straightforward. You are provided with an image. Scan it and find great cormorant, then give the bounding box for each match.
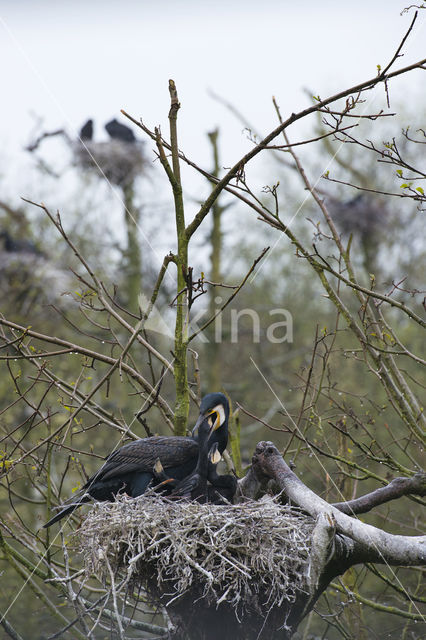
[152,439,237,504]
[43,393,229,527]
[152,457,177,492]
[206,443,238,504]
[105,118,136,143]
[79,119,93,140]
[169,416,217,502]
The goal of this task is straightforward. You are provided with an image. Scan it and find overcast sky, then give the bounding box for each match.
[0,1,424,253]
[1,2,424,154]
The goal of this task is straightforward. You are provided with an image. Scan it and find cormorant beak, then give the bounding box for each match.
[191,414,204,438]
[192,408,222,438]
[209,442,222,465]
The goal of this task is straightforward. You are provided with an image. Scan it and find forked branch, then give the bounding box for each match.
[251,441,426,566]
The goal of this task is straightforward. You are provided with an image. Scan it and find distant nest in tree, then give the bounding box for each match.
[72,140,147,188]
[80,494,314,621]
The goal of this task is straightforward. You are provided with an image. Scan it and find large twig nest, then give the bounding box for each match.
[72,140,146,187]
[80,494,314,619]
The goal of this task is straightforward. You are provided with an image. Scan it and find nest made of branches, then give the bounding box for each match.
[80,494,314,619]
[73,140,146,187]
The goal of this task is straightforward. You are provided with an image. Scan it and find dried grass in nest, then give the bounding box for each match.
[80,494,314,618]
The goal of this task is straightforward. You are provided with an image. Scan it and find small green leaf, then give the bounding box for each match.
[416,186,424,195]
[396,169,402,176]
[400,183,409,188]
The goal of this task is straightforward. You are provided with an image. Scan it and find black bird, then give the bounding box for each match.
[79,119,93,141]
[152,441,237,504]
[170,416,217,502]
[105,118,136,143]
[207,443,238,504]
[0,230,42,256]
[43,393,229,527]
[152,457,178,493]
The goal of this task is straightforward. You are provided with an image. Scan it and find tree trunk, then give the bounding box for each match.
[123,181,142,313]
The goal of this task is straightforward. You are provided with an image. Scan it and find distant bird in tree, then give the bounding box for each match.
[43,393,230,527]
[79,119,93,141]
[0,230,41,256]
[105,118,136,143]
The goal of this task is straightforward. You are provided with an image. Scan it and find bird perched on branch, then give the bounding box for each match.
[105,118,136,143]
[79,119,93,141]
[43,393,229,527]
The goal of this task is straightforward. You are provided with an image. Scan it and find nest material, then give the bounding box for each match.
[72,140,146,187]
[80,494,314,618]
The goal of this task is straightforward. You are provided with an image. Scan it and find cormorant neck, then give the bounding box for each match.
[196,431,211,476]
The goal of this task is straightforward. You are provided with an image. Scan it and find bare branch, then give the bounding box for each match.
[332,473,426,514]
[252,441,426,566]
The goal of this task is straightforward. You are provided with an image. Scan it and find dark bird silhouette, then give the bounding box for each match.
[152,457,177,493]
[206,443,238,504]
[105,118,136,143]
[0,230,42,255]
[79,119,93,141]
[43,393,230,527]
[170,416,217,502]
[152,440,237,504]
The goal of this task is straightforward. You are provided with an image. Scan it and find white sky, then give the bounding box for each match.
[0,1,424,255]
[1,1,424,155]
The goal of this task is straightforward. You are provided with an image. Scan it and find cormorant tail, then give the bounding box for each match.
[43,494,90,528]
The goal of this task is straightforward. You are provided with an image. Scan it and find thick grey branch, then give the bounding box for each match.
[252,441,426,566]
[307,512,336,592]
[0,618,25,640]
[333,472,426,514]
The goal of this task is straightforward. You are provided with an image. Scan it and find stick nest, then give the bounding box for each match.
[80,494,314,618]
[73,140,146,187]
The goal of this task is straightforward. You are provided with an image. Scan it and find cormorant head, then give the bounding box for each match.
[192,392,229,448]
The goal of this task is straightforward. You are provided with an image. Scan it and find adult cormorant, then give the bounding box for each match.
[105,118,136,143]
[43,393,229,527]
[79,119,93,140]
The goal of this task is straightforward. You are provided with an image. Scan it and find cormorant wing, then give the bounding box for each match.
[86,436,198,484]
